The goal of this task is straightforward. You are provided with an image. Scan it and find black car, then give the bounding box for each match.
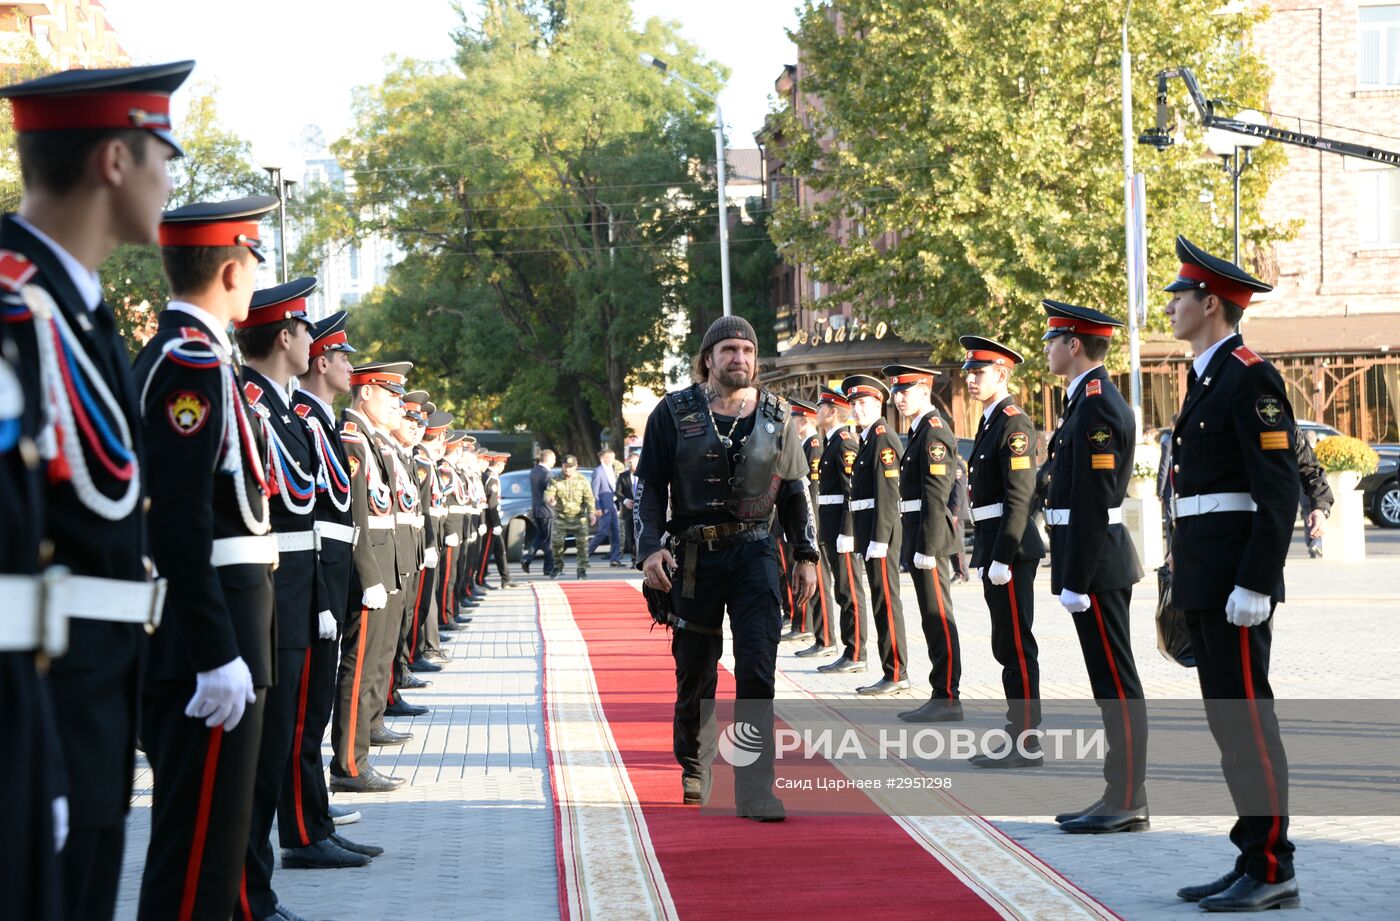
[498,467,608,561]
[1362,445,1400,528]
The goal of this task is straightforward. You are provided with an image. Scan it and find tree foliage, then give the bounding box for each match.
[770,0,1288,375]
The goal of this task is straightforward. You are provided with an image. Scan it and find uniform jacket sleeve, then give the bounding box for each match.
[839,431,858,538]
[993,414,1039,565]
[1294,429,1333,514]
[342,429,384,592]
[1233,367,1300,595]
[872,426,903,545]
[918,426,958,557]
[1063,396,1124,593]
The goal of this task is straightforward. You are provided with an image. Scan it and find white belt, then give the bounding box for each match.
[429,508,448,519]
[818,495,846,506]
[898,499,922,513]
[276,529,319,553]
[54,573,167,630]
[0,572,68,655]
[971,503,1004,521]
[367,516,396,530]
[449,505,469,514]
[849,499,875,511]
[1045,506,1122,526]
[314,521,356,545]
[395,512,424,529]
[211,534,280,568]
[1174,492,1257,519]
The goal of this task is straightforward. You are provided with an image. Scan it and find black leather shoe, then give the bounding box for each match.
[481,581,497,590]
[610,560,626,568]
[370,727,411,745]
[273,905,315,921]
[576,570,588,579]
[856,678,911,696]
[969,749,1043,769]
[384,701,428,718]
[425,651,451,665]
[1178,871,1244,903]
[819,656,867,674]
[280,838,371,869]
[736,796,786,822]
[328,772,398,793]
[1053,798,1103,825]
[1199,875,1300,912]
[1059,802,1149,834]
[369,768,406,787]
[897,699,965,723]
[795,643,836,658]
[328,832,385,857]
[780,627,814,642]
[327,803,361,825]
[521,558,531,574]
[454,615,474,625]
[407,659,442,673]
[681,770,712,805]
[502,580,520,587]
[549,566,562,579]
[398,673,430,689]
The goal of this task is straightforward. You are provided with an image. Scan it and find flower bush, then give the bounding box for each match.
[1313,435,1379,475]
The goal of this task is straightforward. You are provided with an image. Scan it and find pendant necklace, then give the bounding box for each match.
[707,388,747,448]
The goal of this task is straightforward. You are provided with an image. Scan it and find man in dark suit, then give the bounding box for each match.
[616,450,639,564]
[885,365,963,723]
[1039,301,1148,833]
[0,62,193,920]
[961,336,1045,768]
[133,197,279,921]
[523,449,557,576]
[813,386,870,673]
[1164,236,1300,912]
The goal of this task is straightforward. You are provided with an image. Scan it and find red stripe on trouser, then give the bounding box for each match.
[817,562,831,646]
[178,726,225,921]
[440,547,454,622]
[346,607,369,778]
[1005,574,1030,698]
[879,557,900,681]
[239,867,253,920]
[1089,594,1133,810]
[932,565,953,698]
[291,647,313,845]
[1240,626,1283,883]
[409,568,427,662]
[478,531,493,582]
[844,552,862,659]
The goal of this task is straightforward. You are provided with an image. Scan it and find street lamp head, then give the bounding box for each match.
[642,53,668,74]
[1203,125,1238,159]
[1231,109,1267,149]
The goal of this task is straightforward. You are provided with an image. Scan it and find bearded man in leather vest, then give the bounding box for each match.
[637,315,819,822]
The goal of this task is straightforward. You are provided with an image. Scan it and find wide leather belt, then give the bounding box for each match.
[0,572,67,655]
[1045,506,1122,526]
[817,494,845,505]
[971,502,1004,521]
[849,499,875,511]
[429,508,448,519]
[314,521,356,545]
[367,516,396,530]
[1173,492,1257,518]
[276,529,319,553]
[211,534,280,568]
[449,505,469,514]
[898,499,922,513]
[53,573,167,630]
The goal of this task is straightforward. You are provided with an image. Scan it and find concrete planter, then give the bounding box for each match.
[1325,470,1366,561]
[1122,493,1164,570]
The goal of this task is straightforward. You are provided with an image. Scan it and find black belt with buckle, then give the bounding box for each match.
[669,521,770,599]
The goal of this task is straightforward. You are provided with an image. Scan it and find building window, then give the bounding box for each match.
[1358,168,1400,246]
[1360,5,1400,88]
[347,245,360,280]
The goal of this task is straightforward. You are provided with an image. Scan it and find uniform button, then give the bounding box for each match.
[1199,421,1205,428]
[1173,464,1180,473]
[1175,437,1181,445]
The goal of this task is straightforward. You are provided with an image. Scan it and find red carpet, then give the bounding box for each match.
[553,582,1004,921]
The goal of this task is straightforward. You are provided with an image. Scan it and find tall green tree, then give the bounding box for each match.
[771,0,1288,374]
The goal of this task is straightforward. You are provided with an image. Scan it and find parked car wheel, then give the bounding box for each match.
[506,515,534,562]
[1370,480,1400,528]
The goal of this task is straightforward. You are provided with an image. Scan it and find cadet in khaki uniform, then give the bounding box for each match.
[546,455,594,578]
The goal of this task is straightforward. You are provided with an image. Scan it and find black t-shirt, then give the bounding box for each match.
[637,398,757,529]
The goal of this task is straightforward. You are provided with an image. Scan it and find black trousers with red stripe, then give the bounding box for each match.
[1185,606,1294,883]
[438,543,459,625]
[138,683,266,921]
[1072,589,1146,809]
[379,575,413,717]
[798,550,837,647]
[278,638,338,849]
[241,644,309,919]
[911,557,961,700]
[982,560,1041,738]
[864,551,908,682]
[823,540,869,662]
[411,560,441,661]
[479,528,508,582]
[331,599,396,778]
[393,565,431,692]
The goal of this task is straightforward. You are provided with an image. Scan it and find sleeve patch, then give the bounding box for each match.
[879,447,897,466]
[1255,395,1285,427]
[1260,431,1290,450]
[841,449,857,473]
[1009,456,1031,470]
[1002,404,1022,417]
[929,463,947,475]
[1090,454,1116,470]
[1232,346,1263,367]
[348,455,361,478]
[1085,379,1102,397]
[929,443,948,462]
[1007,432,1029,456]
[166,390,210,436]
[1087,424,1113,449]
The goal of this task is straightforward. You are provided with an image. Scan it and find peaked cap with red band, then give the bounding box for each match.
[237,276,317,329]
[310,310,355,359]
[424,410,454,437]
[350,360,413,395]
[402,390,430,423]
[161,195,278,264]
[817,385,850,408]
[840,373,889,403]
[959,336,1024,371]
[882,363,939,393]
[1163,235,1272,308]
[789,397,818,417]
[1,60,195,156]
[1040,299,1124,341]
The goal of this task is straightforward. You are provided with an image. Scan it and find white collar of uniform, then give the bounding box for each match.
[825,425,845,444]
[982,399,1003,426]
[14,214,102,311]
[295,387,334,420]
[244,365,290,408]
[166,301,235,357]
[1066,366,1098,402]
[911,407,936,430]
[1193,333,1236,378]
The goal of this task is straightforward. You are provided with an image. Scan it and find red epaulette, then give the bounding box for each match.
[0,251,36,292]
[929,416,943,428]
[242,382,264,405]
[293,403,311,418]
[839,429,855,440]
[1002,405,1022,417]
[1232,346,1263,367]
[341,421,359,436]
[874,424,886,435]
[1085,379,1102,397]
[178,327,210,343]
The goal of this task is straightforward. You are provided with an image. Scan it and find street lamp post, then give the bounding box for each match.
[643,54,732,317]
[262,165,295,283]
[1204,110,1266,265]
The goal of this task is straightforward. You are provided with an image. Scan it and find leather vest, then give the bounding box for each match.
[668,384,789,522]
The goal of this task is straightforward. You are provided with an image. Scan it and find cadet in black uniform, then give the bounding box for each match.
[961,336,1045,767]
[380,397,427,725]
[411,410,455,668]
[437,433,470,627]
[637,316,818,821]
[884,365,964,722]
[842,374,909,696]
[789,398,837,657]
[133,198,278,921]
[385,391,431,718]
[812,386,870,674]
[1038,302,1148,833]
[481,452,517,586]
[0,62,192,920]
[1163,237,1300,912]
[401,396,441,678]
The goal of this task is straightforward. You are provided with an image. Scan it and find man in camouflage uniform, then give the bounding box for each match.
[546,455,594,579]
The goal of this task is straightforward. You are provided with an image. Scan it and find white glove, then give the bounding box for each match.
[445,533,460,547]
[492,526,502,536]
[423,547,438,568]
[362,583,388,610]
[835,534,854,554]
[1059,589,1091,614]
[317,610,336,640]
[912,552,937,570]
[53,795,68,853]
[865,541,888,559]
[185,656,256,731]
[973,567,983,581]
[1225,585,1272,627]
[987,561,1012,586]
[478,524,487,536]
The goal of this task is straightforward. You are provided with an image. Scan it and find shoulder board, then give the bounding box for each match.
[838,429,856,440]
[874,424,886,436]
[807,435,820,448]
[159,334,221,370]
[293,403,311,418]
[341,421,359,436]
[0,251,37,293]
[1085,379,1102,397]
[178,326,210,343]
[929,416,943,428]
[1002,405,1022,417]
[243,382,264,405]
[1232,346,1263,367]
